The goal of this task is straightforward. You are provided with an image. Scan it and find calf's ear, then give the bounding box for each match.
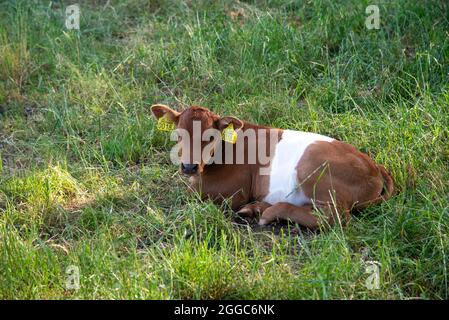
[216,116,244,131]
[150,104,180,124]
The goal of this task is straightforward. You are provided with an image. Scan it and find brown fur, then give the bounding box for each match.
[150,104,395,229]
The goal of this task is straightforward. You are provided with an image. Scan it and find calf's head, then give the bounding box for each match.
[150,104,243,175]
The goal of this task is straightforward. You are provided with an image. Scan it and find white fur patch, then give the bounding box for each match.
[264,130,334,206]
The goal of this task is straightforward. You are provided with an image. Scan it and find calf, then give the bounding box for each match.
[151,104,394,229]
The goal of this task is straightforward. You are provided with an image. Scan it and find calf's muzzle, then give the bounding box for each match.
[181,163,198,175]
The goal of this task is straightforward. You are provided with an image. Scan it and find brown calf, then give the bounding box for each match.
[151,104,394,229]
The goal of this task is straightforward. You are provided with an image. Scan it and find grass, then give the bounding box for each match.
[0,0,448,299]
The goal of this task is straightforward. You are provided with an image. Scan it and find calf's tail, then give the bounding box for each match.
[353,165,395,210]
[377,165,395,201]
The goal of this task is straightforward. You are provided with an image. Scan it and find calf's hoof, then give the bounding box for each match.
[236,202,271,218]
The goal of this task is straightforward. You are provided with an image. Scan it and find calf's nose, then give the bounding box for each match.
[181,163,198,174]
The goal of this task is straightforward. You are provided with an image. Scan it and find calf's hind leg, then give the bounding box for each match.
[258,202,348,229]
[258,203,318,228]
[236,201,272,218]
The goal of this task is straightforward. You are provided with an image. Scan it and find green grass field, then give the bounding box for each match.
[0,0,448,299]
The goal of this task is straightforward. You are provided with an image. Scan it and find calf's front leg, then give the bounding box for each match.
[188,174,250,210]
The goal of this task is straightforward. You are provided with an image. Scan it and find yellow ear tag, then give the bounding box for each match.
[221,123,237,144]
[156,115,175,132]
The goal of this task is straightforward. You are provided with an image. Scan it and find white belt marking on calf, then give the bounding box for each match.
[264,130,334,206]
